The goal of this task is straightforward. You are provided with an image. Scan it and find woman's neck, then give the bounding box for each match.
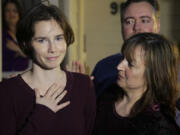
[32,64,63,81]
[22,64,66,95]
[115,88,145,117]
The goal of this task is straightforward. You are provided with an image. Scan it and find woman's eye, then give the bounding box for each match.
[56,36,64,41]
[56,37,62,41]
[128,61,134,67]
[37,39,45,43]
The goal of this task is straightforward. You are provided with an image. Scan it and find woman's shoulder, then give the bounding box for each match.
[0,75,25,93]
[65,71,94,94]
[0,75,20,86]
[0,75,23,100]
[67,71,89,78]
[66,71,91,83]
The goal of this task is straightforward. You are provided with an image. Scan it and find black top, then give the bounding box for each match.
[93,101,180,135]
[0,71,96,135]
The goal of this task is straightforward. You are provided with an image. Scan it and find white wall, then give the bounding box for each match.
[84,0,124,73]
[61,0,87,73]
[159,0,180,42]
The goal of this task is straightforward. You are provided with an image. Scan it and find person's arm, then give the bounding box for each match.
[6,39,27,58]
[0,85,17,135]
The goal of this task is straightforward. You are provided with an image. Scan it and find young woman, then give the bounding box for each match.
[0,4,96,135]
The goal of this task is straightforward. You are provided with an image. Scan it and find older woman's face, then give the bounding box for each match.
[5,2,19,26]
[117,46,146,92]
[31,19,67,70]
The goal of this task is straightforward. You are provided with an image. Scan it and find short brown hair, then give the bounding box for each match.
[120,0,160,23]
[16,4,74,59]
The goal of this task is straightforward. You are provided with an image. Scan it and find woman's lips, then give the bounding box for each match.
[47,56,59,61]
[118,74,124,80]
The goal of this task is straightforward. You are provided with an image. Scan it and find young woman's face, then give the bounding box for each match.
[31,19,67,70]
[117,46,146,92]
[4,2,19,26]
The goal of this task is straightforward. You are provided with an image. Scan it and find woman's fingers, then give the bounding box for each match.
[52,86,64,99]
[55,101,70,112]
[45,83,57,97]
[54,90,69,112]
[35,85,69,113]
[55,90,67,104]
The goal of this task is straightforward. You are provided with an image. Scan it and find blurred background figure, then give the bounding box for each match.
[2,0,30,79]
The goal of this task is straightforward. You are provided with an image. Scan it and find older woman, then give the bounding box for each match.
[0,4,96,135]
[93,33,180,135]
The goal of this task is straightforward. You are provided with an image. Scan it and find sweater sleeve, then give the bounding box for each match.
[0,85,16,135]
[0,83,56,135]
[84,77,96,135]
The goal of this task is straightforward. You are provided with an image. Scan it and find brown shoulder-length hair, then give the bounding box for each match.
[16,4,74,59]
[120,33,179,118]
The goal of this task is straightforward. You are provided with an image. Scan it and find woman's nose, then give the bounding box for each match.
[48,41,56,53]
[117,60,124,71]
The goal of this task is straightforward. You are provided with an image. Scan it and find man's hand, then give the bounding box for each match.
[65,60,94,80]
[66,60,85,74]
